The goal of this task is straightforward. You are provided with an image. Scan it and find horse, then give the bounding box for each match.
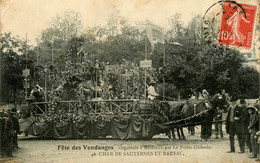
[209,93,229,113]
[207,93,230,139]
[157,101,186,140]
[181,99,212,140]
[181,93,230,141]
[167,101,186,140]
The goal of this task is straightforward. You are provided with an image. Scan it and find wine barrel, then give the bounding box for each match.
[20,101,30,117]
[139,100,152,114]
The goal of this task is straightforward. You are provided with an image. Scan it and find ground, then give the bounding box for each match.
[0,127,258,163]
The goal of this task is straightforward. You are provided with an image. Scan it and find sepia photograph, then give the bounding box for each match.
[0,0,260,162]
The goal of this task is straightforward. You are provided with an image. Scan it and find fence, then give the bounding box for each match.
[30,99,140,115]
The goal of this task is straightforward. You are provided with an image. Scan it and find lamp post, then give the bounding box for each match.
[95,61,99,98]
[43,65,48,103]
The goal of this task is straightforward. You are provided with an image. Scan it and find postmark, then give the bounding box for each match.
[203,0,257,50]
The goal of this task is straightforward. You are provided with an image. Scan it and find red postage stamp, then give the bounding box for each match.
[218,2,257,49]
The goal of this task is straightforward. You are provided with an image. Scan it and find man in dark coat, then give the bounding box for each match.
[226,100,244,153]
[3,112,14,157]
[240,99,252,154]
[9,108,20,149]
[247,106,259,159]
[0,110,5,156]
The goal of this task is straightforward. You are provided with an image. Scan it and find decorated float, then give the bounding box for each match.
[19,57,171,139]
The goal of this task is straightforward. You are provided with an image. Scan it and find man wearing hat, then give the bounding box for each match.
[247,106,259,158]
[9,108,20,149]
[3,111,14,157]
[226,99,244,153]
[240,99,252,154]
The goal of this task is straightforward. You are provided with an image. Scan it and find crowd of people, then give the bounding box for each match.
[0,108,20,157]
[226,99,260,161]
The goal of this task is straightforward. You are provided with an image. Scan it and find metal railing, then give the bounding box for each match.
[30,99,140,115]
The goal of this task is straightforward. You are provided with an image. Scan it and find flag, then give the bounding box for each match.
[145,20,166,54]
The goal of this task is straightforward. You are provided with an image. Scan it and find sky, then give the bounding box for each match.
[0,0,259,46]
[0,0,218,45]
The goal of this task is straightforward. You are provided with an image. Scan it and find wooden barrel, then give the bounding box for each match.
[20,101,30,116]
[139,100,152,114]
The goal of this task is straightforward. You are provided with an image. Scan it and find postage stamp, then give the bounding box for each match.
[218,2,257,49]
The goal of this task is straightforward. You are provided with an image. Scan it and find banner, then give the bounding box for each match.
[145,20,166,54]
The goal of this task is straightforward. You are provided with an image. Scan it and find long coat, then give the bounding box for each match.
[10,113,20,148]
[10,114,20,134]
[226,105,243,135]
[3,116,14,156]
[0,117,4,155]
[241,106,250,134]
[248,113,259,134]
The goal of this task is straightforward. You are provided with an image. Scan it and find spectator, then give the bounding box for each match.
[247,106,259,159]
[240,99,252,154]
[214,107,223,139]
[256,130,260,161]
[0,110,4,156]
[226,100,244,153]
[3,111,14,157]
[9,108,20,149]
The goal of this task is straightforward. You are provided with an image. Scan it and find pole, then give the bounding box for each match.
[125,70,128,98]
[36,39,39,85]
[51,41,54,65]
[25,33,28,99]
[144,37,147,99]
[44,66,47,104]
[95,62,98,98]
[36,39,39,65]
[163,45,166,101]
[95,70,97,98]
[44,69,47,111]
[138,67,140,99]
[51,41,54,91]
[45,73,47,102]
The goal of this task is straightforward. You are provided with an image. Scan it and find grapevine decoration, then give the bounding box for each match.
[29,54,161,127]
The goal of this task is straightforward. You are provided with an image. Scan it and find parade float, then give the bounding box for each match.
[18,20,226,140]
[19,56,171,139]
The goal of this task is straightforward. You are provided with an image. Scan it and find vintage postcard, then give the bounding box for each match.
[0,0,260,163]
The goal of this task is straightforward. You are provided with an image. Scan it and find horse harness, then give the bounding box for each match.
[193,100,210,115]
